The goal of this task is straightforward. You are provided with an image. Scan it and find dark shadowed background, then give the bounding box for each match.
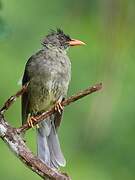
[0,0,135,179]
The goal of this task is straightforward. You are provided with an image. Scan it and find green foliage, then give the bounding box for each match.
[0,0,135,179]
[0,17,9,39]
[0,1,9,39]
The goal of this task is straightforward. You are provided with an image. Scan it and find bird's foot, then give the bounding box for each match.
[54,101,64,114]
[27,115,39,128]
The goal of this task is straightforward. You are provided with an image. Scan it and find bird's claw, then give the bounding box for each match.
[54,101,64,114]
[27,115,39,128]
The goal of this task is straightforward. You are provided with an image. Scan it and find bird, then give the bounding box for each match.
[22,29,85,170]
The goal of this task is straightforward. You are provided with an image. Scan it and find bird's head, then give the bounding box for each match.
[42,29,85,50]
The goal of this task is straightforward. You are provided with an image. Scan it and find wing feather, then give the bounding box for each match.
[22,69,30,125]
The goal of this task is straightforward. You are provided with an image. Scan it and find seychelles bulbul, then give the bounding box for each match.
[22,29,85,169]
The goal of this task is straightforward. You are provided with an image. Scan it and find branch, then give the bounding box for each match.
[0,82,102,179]
[0,82,29,114]
[18,83,102,133]
[0,114,70,180]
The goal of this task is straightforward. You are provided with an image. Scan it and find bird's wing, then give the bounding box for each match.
[21,69,30,125]
[54,96,65,130]
[54,111,63,130]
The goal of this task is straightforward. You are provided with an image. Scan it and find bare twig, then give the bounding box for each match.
[18,83,102,133]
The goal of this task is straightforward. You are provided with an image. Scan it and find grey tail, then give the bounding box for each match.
[37,116,66,169]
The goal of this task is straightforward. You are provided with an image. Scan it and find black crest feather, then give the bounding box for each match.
[48,28,71,41]
[42,28,71,48]
[57,28,71,40]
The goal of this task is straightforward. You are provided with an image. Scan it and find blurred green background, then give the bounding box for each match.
[0,0,135,179]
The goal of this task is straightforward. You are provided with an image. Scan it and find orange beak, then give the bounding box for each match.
[68,39,86,46]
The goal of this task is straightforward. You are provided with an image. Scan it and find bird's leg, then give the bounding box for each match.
[54,100,64,114]
[27,114,39,128]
